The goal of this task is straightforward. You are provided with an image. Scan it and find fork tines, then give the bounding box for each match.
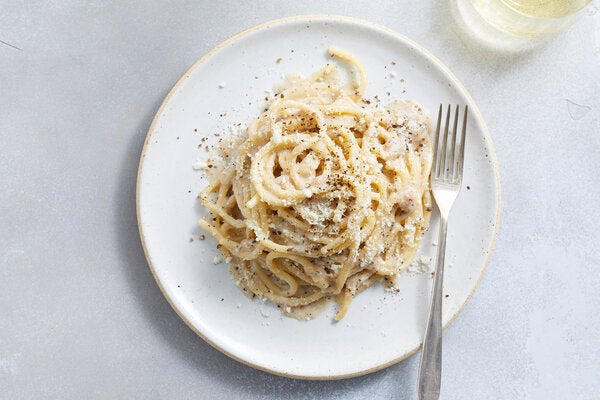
[432,104,468,183]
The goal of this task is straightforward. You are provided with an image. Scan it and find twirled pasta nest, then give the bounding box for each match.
[199,48,432,320]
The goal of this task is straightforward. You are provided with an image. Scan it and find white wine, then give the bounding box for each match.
[504,0,590,18]
[469,0,590,36]
[450,0,591,52]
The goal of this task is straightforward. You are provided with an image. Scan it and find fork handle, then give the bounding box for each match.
[417,215,448,400]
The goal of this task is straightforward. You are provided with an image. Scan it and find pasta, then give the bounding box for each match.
[198,48,433,320]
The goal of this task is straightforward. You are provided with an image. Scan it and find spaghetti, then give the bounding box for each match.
[198,48,432,320]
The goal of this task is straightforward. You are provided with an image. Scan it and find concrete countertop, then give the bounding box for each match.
[2,1,599,399]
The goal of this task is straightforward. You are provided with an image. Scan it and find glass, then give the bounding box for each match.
[451,0,592,51]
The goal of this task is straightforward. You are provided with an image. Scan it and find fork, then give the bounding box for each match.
[417,104,468,400]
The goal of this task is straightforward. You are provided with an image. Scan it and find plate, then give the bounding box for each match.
[136,15,500,379]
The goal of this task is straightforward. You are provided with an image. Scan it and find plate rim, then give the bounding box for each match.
[135,14,502,380]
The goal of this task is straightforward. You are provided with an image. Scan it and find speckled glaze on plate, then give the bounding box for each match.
[136,15,500,379]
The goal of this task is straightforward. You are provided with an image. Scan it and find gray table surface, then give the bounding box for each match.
[2,1,599,399]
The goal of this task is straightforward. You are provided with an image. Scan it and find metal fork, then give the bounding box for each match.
[417,104,468,400]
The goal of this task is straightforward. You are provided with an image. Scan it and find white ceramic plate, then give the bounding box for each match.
[137,15,500,379]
